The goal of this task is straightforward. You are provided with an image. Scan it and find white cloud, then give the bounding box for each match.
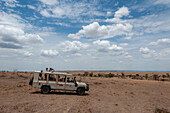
[0,12,44,49]
[154,0,170,5]
[0,25,44,49]
[105,7,130,23]
[140,47,152,54]
[73,53,82,57]
[0,11,25,28]
[93,40,110,47]
[24,51,33,57]
[39,0,59,5]
[67,34,81,39]
[114,7,130,18]
[68,22,132,39]
[38,1,104,19]
[108,44,123,51]
[54,23,70,27]
[119,43,128,46]
[105,17,127,23]
[41,49,59,57]
[149,38,170,46]
[27,5,36,10]
[68,7,132,40]
[106,11,112,16]
[140,47,157,58]
[129,14,170,35]
[93,40,123,52]
[60,41,88,54]
[1,0,18,7]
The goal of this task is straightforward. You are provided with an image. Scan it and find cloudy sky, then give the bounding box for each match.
[0,0,170,71]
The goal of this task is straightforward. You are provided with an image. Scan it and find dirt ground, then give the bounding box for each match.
[0,71,170,113]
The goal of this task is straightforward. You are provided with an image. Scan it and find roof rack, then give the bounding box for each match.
[34,71,72,76]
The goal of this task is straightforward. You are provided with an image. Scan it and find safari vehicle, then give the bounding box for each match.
[29,71,89,95]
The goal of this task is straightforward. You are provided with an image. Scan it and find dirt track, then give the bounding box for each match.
[0,72,170,113]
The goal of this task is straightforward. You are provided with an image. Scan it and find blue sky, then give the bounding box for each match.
[0,0,170,71]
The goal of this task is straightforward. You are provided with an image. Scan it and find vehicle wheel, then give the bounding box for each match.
[77,88,85,95]
[41,86,50,94]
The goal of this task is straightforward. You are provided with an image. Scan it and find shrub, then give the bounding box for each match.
[136,74,140,76]
[108,73,114,78]
[121,73,125,78]
[153,74,159,80]
[94,75,97,77]
[89,72,93,77]
[145,74,148,79]
[166,73,170,77]
[155,108,169,113]
[162,75,166,78]
[84,72,89,76]
[98,73,102,77]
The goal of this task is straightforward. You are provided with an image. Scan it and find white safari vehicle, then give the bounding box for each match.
[29,71,89,95]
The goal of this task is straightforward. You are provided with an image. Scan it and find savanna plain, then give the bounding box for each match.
[0,71,170,113]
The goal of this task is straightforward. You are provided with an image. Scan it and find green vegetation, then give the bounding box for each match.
[153,74,159,80]
[108,73,114,78]
[162,75,166,78]
[98,73,102,77]
[89,72,93,77]
[145,74,148,79]
[136,74,140,76]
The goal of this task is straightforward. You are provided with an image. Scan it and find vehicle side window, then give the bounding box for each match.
[38,73,46,80]
[38,73,47,80]
[49,74,56,81]
[67,77,74,83]
[58,75,66,82]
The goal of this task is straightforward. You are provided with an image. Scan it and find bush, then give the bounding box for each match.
[84,72,89,76]
[129,74,132,78]
[108,73,114,78]
[136,74,140,76]
[155,108,169,113]
[98,73,102,77]
[94,75,97,77]
[153,74,159,80]
[166,73,170,77]
[162,75,166,78]
[121,73,125,78]
[145,74,148,79]
[89,72,93,77]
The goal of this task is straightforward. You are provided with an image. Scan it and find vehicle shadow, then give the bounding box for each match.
[30,91,89,96]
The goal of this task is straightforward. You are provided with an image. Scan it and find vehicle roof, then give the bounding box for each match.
[34,71,73,76]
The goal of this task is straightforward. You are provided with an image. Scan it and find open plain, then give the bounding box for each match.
[0,71,170,113]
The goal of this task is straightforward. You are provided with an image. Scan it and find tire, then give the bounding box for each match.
[77,88,85,95]
[41,86,50,94]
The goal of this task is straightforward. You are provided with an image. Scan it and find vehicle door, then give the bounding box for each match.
[57,75,66,90]
[48,74,58,89]
[65,76,76,91]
